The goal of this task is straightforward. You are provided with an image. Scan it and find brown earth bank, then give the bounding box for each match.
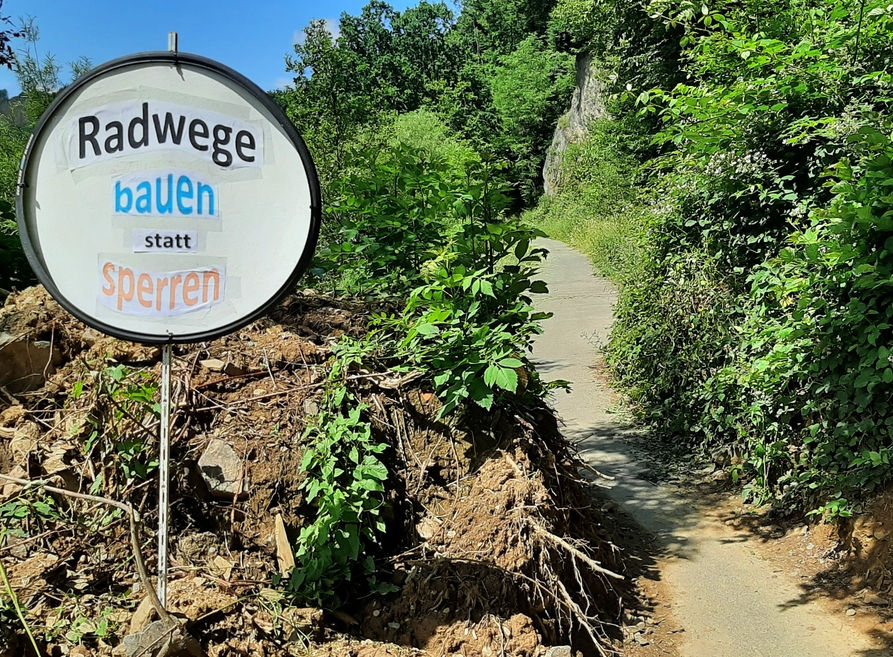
[0,286,637,657]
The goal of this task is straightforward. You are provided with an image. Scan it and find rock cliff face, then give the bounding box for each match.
[542,53,607,195]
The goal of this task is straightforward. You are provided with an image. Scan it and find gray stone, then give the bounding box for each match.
[542,53,608,196]
[120,621,170,657]
[198,439,244,498]
[199,358,226,372]
[118,621,201,657]
[302,398,320,416]
[0,332,60,393]
[544,647,573,657]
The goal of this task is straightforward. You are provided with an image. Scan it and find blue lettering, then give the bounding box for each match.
[115,181,132,213]
[176,176,193,215]
[156,175,173,214]
[113,173,216,217]
[197,182,214,216]
[135,182,152,214]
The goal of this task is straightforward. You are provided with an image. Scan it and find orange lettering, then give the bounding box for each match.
[117,267,134,310]
[202,270,221,303]
[101,262,115,296]
[168,275,183,310]
[136,274,153,308]
[155,276,169,311]
[183,272,200,306]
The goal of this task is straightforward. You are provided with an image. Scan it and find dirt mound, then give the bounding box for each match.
[0,286,625,657]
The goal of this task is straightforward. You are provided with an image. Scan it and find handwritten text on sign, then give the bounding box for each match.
[71,101,262,318]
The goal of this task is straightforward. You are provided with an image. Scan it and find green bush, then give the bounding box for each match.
[575,0,893,514]
[527,119,644,282]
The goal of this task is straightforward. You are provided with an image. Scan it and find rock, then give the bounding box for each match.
[864,593,888,606]
[117,621,202,657]
[10,421,39,464]
[544,647,573,657]
[274,514,295,575]
[542,53,608,196]
[1,465,26,499]
[81,328,104,346]
[873,527,888,541]
[634,632,650,646]
[198,439,244,498]
[210,555,234,580]
[0,404,25,426]
[416,516,441,541]
[176,532,219,562]
[41,445,78,490]
[129,596,157,634]
[199,358,226,372]
[302,398,319,416]
[0,331,60,393]
[845,608,856,616]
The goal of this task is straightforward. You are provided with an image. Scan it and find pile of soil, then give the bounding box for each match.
[0,286,627,657]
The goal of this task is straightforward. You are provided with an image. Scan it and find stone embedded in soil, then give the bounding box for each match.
[198,439,244,498]
[9,421,39,464]
[274,513,295,574]
[544,646,573,657]
[129,596,157,634]
[416,516,441,540]
[200,358,227,371]
[118,621,201,657]
[0,331,59,393]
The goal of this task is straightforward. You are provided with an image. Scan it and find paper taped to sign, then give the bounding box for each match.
[99,261,225,316]
[132,229,199,253]
[114,171,219,218]
[70,100,263,170]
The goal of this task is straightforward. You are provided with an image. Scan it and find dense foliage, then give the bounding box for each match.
[0,18,90,293]
[277,0,574,603]
[275,0,573,206]
[287,110,554,606]
[550,0,893,515]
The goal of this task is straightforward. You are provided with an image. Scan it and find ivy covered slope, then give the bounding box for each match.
[540,0,893,516]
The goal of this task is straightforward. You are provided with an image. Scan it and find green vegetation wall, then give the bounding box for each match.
[275,0,574,208]
[541,0,893,516]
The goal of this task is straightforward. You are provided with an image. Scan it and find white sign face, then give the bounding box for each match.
[18,53,320,343]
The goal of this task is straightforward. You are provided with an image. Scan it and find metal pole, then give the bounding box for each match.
[157,343,172,607]
[156,32,178,609]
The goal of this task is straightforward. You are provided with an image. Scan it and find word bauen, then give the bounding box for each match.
[114,173,217,217]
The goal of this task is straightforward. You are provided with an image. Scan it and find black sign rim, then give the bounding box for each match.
[16,51,321,345]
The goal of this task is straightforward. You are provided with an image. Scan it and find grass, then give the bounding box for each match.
[525,118,645,284]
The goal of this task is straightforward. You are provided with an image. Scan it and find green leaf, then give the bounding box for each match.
[494,367,518,393]
[415,323,440,337]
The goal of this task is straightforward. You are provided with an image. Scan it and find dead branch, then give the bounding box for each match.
[529,520,624,581]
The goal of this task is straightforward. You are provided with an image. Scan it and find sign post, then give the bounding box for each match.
[17,42,320,610]
[158,342,171,606]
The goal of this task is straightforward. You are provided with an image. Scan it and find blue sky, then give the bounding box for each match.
[0,0,418,97]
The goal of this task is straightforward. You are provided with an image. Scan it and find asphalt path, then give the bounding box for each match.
[531,238,880,657]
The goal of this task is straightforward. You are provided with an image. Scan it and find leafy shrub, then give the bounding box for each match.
[527,118,645,282]
[587,0,893,514]
[290,138,554,604]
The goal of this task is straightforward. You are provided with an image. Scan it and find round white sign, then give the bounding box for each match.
[17,52,321,343]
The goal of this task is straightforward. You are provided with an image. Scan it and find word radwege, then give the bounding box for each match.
[75,100,261,169]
